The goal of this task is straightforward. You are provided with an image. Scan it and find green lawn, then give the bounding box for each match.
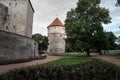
[42,57,93,65]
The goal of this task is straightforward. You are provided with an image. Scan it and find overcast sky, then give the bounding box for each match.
[31,0,120,36]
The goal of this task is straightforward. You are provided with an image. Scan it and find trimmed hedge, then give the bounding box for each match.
[0,55,47,65]
[0,59,31,65]
[48,53,87,57]
[0,60,120,80]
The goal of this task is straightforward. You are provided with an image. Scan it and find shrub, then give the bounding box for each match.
[0,55,47,65]
[48,53,87,57]
[0,59,31,65]
[0,60,120,80]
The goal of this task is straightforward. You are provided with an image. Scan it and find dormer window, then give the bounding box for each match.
[54,27,57,29]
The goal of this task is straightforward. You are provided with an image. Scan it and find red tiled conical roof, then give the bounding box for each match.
[48,18,64,28]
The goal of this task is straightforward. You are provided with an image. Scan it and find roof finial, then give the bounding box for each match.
[56,14,58,18]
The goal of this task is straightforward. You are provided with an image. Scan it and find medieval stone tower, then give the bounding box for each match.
[0,0,39,61]
[0,0,34,37]
[47,18,65,53]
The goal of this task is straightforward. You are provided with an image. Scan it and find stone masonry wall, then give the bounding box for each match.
[26,0,34,37]
[0,30,38,61]
[0,0,34,37]
[0,2,8,31]
[48,26,65,34]
[48,33,65,53]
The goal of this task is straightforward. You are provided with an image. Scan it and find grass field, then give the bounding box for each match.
[42,57,93,65]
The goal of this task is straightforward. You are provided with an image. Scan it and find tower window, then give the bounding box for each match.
[14,15,16,18]
[13,25,16,30]
[9,3,11,6]
[6,26,8,30]
[15,3,17,6]
[54,27,57,29]
[1,14,3,16]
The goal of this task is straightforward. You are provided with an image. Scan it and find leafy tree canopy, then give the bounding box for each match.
[116,0,120,6]
[65,0,111,56]
[32,33,48,53]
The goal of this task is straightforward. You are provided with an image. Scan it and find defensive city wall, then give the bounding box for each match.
[0,30,38,61]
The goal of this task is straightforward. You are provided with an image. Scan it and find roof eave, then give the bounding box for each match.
[28,0,35,13]
[47,25,64,28]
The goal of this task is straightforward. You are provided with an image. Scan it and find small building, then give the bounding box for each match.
[47,18,65,53]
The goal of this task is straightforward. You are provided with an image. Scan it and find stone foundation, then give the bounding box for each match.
[0,30,38,61]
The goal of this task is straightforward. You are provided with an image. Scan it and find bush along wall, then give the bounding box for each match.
[0,55,47,65]
[0,60,120,80]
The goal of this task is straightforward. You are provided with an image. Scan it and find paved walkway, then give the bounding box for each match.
[91,53,120,66]
[0,55,61,74]
[0,53,120,74]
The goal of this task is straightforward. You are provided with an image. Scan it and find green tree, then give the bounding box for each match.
[117,0,120,3]
[116,0,120,6]
[93,31,117,54]
[104,32,117,50]
[117,36,120,45]
[91,29,106,55]
[32,33,48,53]
[65,0,111,56]
[116,36,120,49]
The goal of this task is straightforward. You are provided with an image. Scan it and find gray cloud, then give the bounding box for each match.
[30,0,78,36]
[113,30,120,37]
[31,0,120,36]
[100,0,120,20]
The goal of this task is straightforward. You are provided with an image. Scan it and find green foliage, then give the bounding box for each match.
[32,33,48,52]
[104,32,117,50]
[116,0,120,6]
[0,59,31,65]
[0,60,120,80]
[65,0,112,55]
[117,36,120,44]
[92,31,117,54]
[48,53,87,57]
[0,56,47,65]
[116,36,120,49]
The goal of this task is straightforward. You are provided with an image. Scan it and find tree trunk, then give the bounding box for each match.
[103,50,106,55]
[98,49,102,55]
[99,51,102,55]
[86,49,90,56]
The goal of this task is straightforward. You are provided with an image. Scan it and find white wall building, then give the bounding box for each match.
[47,18,65,53]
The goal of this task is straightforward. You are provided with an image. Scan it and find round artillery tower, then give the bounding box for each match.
[47,18,65,53]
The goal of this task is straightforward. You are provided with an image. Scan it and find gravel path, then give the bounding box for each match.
[91,54,120,66]
[0,55,61,74]
[0,53,120,74]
